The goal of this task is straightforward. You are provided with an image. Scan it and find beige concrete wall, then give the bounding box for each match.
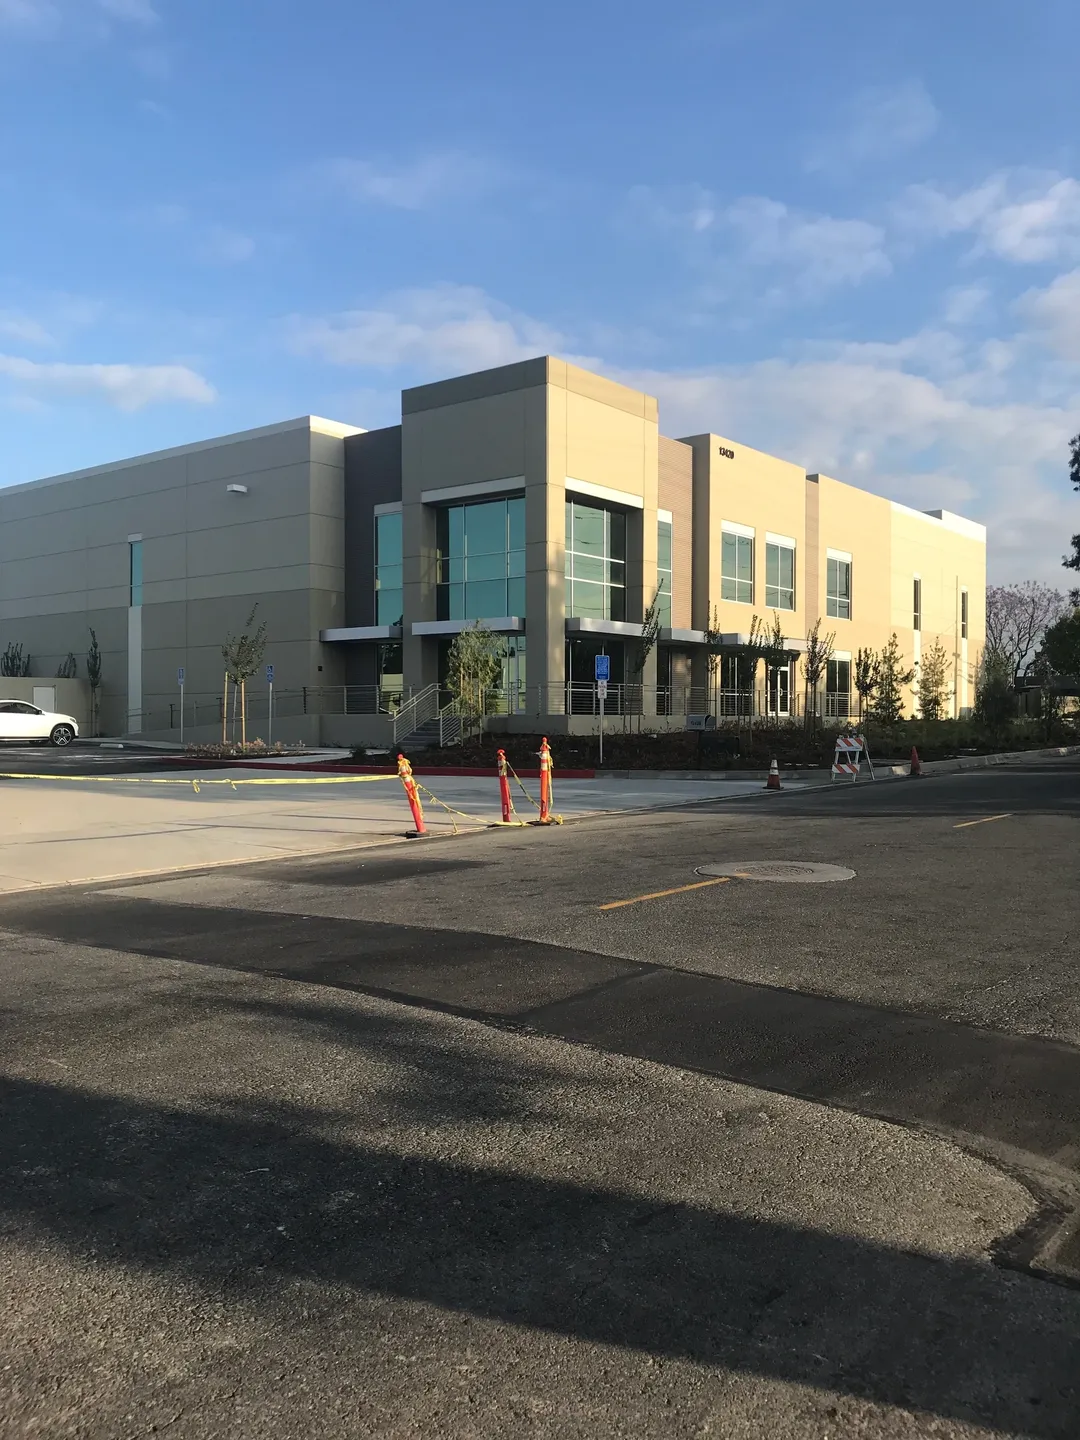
[684,434,807,640]
[0,677,90,730]
[0,418,354,735]
[889,506,986,716]
[658,436,693,629]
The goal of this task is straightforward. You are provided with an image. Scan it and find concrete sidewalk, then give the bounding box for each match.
[0,768,786,893]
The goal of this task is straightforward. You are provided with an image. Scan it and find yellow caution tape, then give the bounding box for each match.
[0,771,399,788]
[505,759,563,824]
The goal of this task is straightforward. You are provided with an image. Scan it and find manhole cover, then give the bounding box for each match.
[696,861,856,884]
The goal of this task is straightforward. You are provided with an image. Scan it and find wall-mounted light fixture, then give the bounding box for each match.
[226,483,249,494]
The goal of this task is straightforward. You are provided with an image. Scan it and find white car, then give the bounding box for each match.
[0,700,79,746]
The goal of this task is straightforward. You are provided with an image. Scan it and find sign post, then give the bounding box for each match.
[266,664,275,747]
[177,667,185,746]
[594,654,611,767]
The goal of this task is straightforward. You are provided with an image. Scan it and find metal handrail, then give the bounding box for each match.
[392,683,440,745]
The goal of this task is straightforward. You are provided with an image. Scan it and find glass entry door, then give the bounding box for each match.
[767,664,791,717]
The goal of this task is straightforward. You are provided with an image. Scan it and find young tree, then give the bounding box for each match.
[916,640,949,720]
[56,653,77,679]
[739,614,770,731]
[868,634,914,724]
[446,621,504,720]
[0,642,31,677]
[854,646,879,724]
[974,648,1015,729]
[86,629,102,737]
[1064,432,1080,603]
[802,618,835,730]
[629,585,663,729]
[985,581,1068,683]
[703,604,727,713]
[221,605,268,747]
[759,613,790,719]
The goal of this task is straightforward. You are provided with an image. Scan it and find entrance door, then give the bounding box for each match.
[33,686,56,714]
[767,664,791,717]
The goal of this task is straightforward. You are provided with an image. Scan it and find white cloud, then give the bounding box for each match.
[310,153,491,210]
[725,197,891,293]
[0,312,54,346]
[1016,269,1080,361]
[807,80,940,174]
[896,170,1080,263]
[942,284,990,326]
[622,353,1075,584]
[0,354,215,410]
[627,187,891,299]
[287,284,579,375]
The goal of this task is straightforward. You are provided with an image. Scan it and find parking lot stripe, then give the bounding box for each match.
[953,813,1013,829]
[598,877,730,911]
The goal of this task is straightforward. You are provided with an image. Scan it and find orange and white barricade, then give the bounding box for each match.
[831,734,875,782]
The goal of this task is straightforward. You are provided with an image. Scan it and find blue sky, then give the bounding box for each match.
[1,0,1079,583]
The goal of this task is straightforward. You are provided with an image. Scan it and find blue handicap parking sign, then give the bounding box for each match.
[266,665,275,683]
[177,667,185,685]
[594,654,611,682]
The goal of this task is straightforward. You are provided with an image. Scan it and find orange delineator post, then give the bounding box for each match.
[496,749,513,823]
[538,736,553,824]
[397,753,427,835]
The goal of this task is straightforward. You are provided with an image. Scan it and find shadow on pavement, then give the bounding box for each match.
[2,1054,1079,1436]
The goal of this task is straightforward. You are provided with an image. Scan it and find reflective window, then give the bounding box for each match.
[436,496,525,621]
[564,501,626,621]
[375,512,403,625]
[961,589,968,640]
[129,540,143,608]
[656,519,672,628]
[765,542,795,611]
[826,557,851,619]
[913,577,922,632]
[721,530,753,604]
[826,658,851,718]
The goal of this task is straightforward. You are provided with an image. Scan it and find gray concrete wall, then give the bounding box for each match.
[342,427,403,689]
[0,677,91,731]
[0,417,358,735]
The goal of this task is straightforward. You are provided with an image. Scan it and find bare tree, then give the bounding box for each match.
[802,619,835,730]
[629,586,663,730]
[854,646,879,725]
[221,605,268,747]
[985,582,1068,683]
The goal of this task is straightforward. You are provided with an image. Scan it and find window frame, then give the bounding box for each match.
[961,589,968,640]
[656,515,673,629]
[129,539,143,608]
[913,576,922,633]
[764,535,796,612]
[720,523,754,605]
[825,552,852,620]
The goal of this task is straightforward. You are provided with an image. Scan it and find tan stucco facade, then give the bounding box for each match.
[0,355,986,738]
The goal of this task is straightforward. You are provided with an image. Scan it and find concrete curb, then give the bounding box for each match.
[869,743,1080,778]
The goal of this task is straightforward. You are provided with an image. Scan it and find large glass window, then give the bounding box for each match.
[721,528,753,604]
[564,500,626,621]
[826,556,851,619]
[913,577,922,632]
[826,657,851,718]
[129,540,143,607]
[765,541,795,611]
[656,518,672,628]
[961,589,968,640]
[374,511,403,625]
[437,496,525,621]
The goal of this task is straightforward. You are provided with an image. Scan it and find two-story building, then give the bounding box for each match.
[0,355,985,743]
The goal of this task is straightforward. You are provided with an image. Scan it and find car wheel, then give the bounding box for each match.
[50,724,75,747]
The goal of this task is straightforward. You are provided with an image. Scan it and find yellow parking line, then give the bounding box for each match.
[953,813,1012,829]
[599,876,731,911]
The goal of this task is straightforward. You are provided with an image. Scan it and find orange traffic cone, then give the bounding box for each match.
[909,746,923,778]
[765,757,782,791]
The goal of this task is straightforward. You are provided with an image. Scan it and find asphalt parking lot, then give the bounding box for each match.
[1,756,1079,1437]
